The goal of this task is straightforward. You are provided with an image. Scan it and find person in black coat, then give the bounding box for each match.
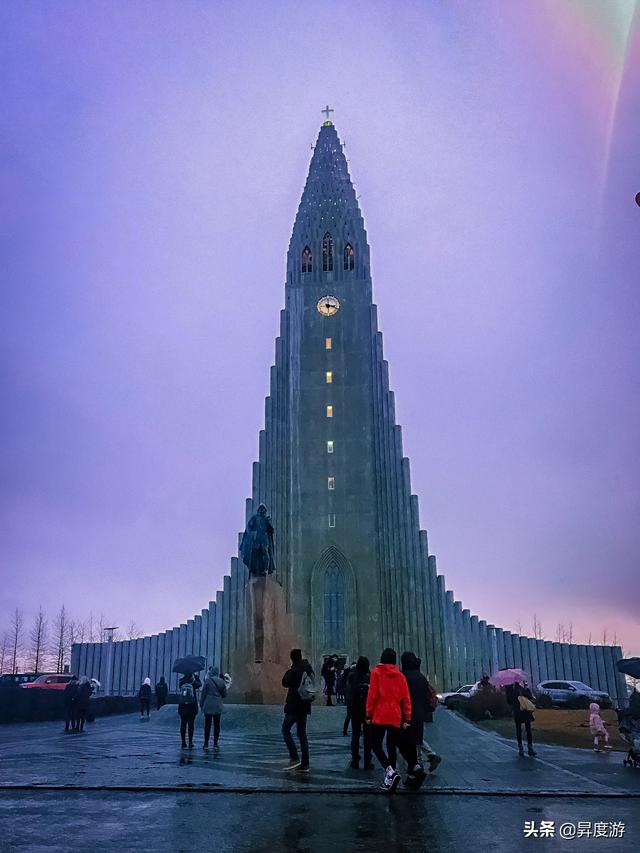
[75,676,94,733]
[400,651,441,773]
[347,656,373,769]
[138,678,152,719]
[321,656,337,706]
[506,680,537,757]
[282,649,314,771]
[177,673,202,749]
[63,675,78,732]
[155,676,168,710]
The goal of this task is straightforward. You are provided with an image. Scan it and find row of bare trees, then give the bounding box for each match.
[513,615,622,650]
[0,607,142,676]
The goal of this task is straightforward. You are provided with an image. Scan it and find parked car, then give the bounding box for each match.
[534,680,612,709]
[21,674,74,691]
[0,673,40,688]
[439,683,479,708]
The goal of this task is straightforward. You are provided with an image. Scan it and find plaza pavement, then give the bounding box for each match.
[0,705,638,852]
[1,704,638,796]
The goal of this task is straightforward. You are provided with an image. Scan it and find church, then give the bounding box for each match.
[71,114,626,704]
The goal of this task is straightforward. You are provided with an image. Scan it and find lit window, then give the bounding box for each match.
[326,405,333,418]
[301,246,313,274]
[328,513,336,528]
[326,371,332,383]
[327,440,334,453]
[322,232,334,272]
[325,337,332,350]
[344,243,355,271]
[328,477,335,490]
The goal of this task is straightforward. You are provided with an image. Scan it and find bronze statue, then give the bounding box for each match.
[241,503,276,577]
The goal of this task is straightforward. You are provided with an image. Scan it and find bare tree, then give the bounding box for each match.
[515,618,523,636]
[75,620,87,644]
[532,614,544,640]
[588,631,592,645]
[566,622,573,645]
[127,621,140,640]
[87,611,95,643]
[29,607,48,673]
[0,632,9,674]
[51,605,70,674]
[555,623,564,643]
[10,609,24,674]
[602,627,608,646]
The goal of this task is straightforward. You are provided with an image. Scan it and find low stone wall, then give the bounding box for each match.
[0,688,140,724]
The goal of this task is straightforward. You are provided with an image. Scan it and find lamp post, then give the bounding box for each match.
[103,627,119,696]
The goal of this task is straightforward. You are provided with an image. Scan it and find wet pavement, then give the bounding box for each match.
[0,705,638,851]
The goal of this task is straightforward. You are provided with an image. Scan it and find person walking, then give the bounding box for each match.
[63,675,78,733]
[348,657,373,770]
[400,651,441,775]
[335,663,346,704]
[138,677,152,719]
[342,663,356,736]
[282,648,314,772]
[506,679,537,757]
[75,676,94,733]
[155,676,168,710]
[321,656,337,706]
[589,702,611,752]
[177,672,201,749]
[200,666,228,750]
[366,648,423,793]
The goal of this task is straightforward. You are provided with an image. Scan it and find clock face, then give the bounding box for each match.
[317,295,340,317]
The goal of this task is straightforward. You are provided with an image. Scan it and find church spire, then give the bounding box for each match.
[287,117,369,284]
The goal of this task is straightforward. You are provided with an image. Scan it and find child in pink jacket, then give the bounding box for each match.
[589,702,611,752]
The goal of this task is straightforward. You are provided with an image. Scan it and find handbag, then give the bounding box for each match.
[518,695,536,712]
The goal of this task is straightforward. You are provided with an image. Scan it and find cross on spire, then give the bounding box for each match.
[321,104,334,122]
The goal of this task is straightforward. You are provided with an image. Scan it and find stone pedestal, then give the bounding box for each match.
[227,575,298,704]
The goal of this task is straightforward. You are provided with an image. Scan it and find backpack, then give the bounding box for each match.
[178,682,196,706]
[425,682,438,713]
[298,670,316,703]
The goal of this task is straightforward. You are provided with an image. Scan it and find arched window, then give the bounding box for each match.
[322,232,333,272]
[301,246,312,274]
[323,563,345,649]
[343,243,355,271]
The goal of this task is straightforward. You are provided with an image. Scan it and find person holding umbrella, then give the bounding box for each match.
[493,669,537,757]
[173,656,205,749]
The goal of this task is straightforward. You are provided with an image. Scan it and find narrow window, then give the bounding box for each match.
[344,243,355,271]
[322,232,334,272]
[326,371,332,383]
[325,337,332,350]
[327,440,334,453]
[328,513,336,528]
[301,246,313,274]
[326,405,333,418]
[328,476,335,490]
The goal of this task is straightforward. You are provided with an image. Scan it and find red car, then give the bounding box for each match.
[21,674,74,690]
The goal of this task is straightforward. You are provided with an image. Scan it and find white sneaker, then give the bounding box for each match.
[380,766,400,793]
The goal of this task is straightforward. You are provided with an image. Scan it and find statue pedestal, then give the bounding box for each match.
[227,575,298,704]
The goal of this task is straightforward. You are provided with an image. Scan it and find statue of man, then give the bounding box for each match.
[241,503,276,577]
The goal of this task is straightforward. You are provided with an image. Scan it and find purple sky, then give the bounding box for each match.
[1,1,639,656]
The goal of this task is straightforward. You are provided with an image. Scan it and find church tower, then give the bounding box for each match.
[255,116,444,674]
[72,113,627,704]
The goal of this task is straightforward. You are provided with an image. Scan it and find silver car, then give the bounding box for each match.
[535,679,611,709]
[438,683,479,707]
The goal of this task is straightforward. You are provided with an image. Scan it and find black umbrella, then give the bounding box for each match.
[616,658,640,679]
[172,655,206,676]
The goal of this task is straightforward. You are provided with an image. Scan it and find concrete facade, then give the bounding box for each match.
[71,120,626,704]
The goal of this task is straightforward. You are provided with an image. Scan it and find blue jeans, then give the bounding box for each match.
[282,713,309,766]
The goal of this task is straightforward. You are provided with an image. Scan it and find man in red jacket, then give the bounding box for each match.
[366,647,426,792]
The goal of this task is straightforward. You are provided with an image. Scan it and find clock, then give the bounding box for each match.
[317,295,340,317]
